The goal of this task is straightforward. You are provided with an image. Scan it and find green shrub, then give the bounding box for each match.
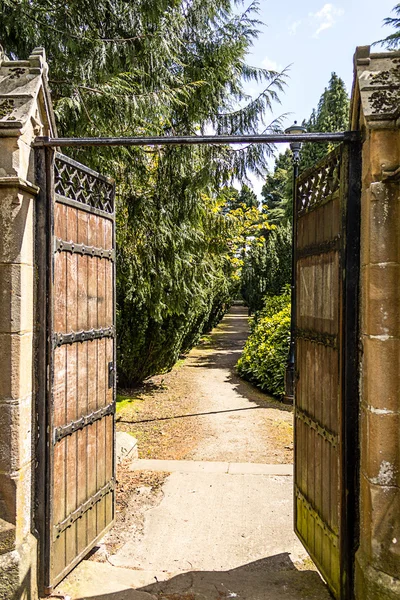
[237,291,290,397]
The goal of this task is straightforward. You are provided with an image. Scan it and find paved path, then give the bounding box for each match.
[184,306,293,463]
[57,307,329,600]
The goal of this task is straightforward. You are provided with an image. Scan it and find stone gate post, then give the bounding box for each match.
[0,48,56,600]
[351,46,400,599]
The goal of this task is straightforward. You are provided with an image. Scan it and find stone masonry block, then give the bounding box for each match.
[362,264,400,337]
[356,549,400,600]
[0,518,16,555]
[0,534,38,600]
[0,263,33,333]
[358,475,400,579]
[0,463,32,545]
[0,332,33,400]
[360,187,371,267]
[0,187,34,265]
[360,407,400,486]
[368,182,400,265]
[359,472,373,559]
[0,395,33,473]
[0,137,20,178]
[362,336,400,413]
[369,129,400,181]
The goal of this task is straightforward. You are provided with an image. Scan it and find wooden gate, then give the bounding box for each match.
[35,149,116,593]
[294,143,361,599]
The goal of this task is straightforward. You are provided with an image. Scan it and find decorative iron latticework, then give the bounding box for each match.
[54,153,114,214]
[297,146,342,216]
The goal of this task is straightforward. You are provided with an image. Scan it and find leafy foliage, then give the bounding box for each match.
[0,0,285,384]
[237,288,290,397]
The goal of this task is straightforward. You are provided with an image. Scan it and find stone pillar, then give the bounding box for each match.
[0,49,56,600]
[351,47,400,599]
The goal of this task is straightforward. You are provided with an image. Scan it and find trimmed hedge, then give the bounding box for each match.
[237,290,290,397]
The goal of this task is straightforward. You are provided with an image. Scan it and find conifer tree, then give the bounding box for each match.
[260,149,292,225]
[300,72,350,171]
[378,4,400,48]
[0,0,286,384]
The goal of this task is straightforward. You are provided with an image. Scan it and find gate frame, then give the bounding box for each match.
[33,131,361,598]
[35,146,55,594]
[292,140,362,599]
[34,146,117,594]
[341,139,362,599]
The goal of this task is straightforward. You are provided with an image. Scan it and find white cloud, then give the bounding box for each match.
[289,20,302,36]
[261,57,282,72]
[310,3,344,38]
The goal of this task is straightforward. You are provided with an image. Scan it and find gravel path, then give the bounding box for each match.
[184,305,293,463]
[117,304,293,464]
[56,306,330,599]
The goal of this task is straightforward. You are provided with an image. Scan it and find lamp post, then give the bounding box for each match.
[284,120,307,404]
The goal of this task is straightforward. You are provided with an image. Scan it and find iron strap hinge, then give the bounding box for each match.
[296,236,340,260]
[53,402,115,444]
[54,237,115,261]
[296,328,337,349]
[295,486,339,548]
[295,407,339,448]
[53,479,115,540]
[53,326,115,347]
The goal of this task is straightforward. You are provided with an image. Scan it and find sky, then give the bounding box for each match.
[245,0,396,195]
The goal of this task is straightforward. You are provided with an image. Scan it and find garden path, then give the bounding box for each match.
[55,306,329,600]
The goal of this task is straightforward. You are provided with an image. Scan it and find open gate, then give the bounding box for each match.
[294,143,361,599]
[35,149,116,593]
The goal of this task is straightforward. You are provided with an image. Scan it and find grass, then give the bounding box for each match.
[116,393,142,413]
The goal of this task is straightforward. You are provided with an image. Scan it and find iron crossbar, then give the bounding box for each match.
[34,131,359,148]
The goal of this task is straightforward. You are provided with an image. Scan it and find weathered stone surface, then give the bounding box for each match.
[0,332,33,400]
[362,336,400,413]
[354,46,400,600]
[0,395,33,473]
[368,182,400,265]
[0,264,33,333]
[0,534,38,600]
[356,47,400,127]
[361,409,400,485]
[362,263,400,337]
[0,47,56,600]
[0,518,16,555]
[356,551,400,600]
[0,184,35,265]
[116,432,139,464]
[0,462,33,544]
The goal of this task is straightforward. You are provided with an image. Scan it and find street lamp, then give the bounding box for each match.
[284,120,307,404]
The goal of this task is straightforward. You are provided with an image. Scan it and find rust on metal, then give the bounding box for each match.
[54,238,115,261]
[53,479,115,540]
[53,403,115,443]
[53,326,115,347]
[295,408,339,447]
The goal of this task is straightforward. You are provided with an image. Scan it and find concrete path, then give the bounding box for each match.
[56,307,329,600]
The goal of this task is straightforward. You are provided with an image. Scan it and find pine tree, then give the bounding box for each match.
[260,149,292,225]
[0,1,286,384]
[378,4,400,48]
[238,184,258,209]
[300,73,350,171]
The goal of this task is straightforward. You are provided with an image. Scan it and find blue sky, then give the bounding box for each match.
[245,0,396,194]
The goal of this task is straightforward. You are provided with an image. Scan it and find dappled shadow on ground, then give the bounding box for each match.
[69,554,328,599]
[188,306,292,414]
